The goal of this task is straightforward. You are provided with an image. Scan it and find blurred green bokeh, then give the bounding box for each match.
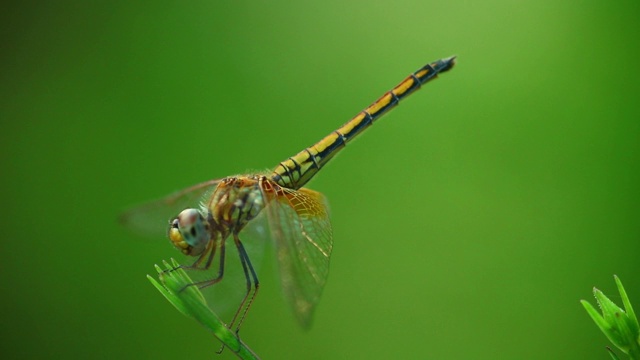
[1,1,639,359]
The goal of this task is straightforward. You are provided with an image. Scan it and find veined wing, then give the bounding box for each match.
[262,183,333,328]
[120,179,221,237]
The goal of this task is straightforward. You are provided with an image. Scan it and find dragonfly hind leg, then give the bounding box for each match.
[217,232,259,354]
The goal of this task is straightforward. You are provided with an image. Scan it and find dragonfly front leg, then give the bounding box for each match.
[182,237,227,290]
[162,237,217,281]
[178,236,217,271]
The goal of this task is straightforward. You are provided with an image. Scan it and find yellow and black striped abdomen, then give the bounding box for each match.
[271,56,456,190]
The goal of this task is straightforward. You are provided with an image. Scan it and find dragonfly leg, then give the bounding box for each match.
[181,236,217,271]
[231,233,260,332]
[217,233,259,354]
[180,238,227,291]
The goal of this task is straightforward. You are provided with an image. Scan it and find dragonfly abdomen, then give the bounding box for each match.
[271,56,456,190]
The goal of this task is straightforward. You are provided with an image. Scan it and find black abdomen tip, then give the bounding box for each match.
[440,56,457,72]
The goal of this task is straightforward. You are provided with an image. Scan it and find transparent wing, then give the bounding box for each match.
[119,179,221,237]
[262,184,333,328]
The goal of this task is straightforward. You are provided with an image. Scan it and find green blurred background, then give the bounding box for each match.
[1,0,639,359]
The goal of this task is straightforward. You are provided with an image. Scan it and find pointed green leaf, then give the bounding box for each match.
[147,260,260,359]
[616,275,639,334]
[583,276,640,359]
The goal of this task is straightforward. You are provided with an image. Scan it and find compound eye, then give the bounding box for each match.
[175,208,209,256]
[177,208,200,227]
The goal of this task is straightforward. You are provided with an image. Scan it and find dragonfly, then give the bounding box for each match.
[121,56,456,335]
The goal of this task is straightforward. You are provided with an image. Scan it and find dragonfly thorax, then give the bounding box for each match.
[168,208,210,256]
[209,176,265,231]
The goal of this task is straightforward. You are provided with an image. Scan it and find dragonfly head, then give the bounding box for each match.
[168,208,210,256]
